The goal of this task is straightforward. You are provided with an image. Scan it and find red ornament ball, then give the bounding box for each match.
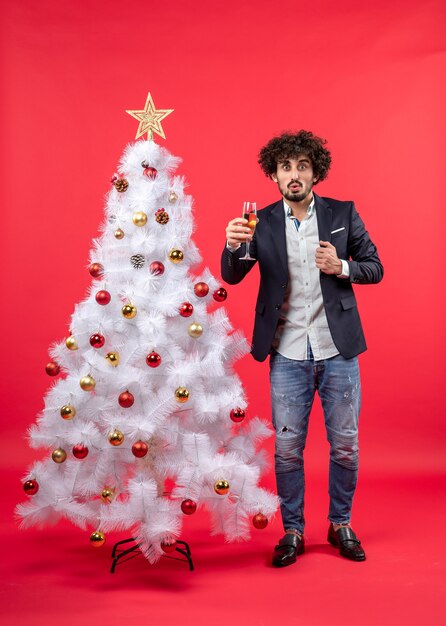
[119,390,134,408]
[132,441,148,458]
[161,540,177,553]
[179,302,194,317]
[95,290,111,305]
[181,499,197,515]
[72,444,89,459]
[23,479,39,495]
[194,282,209,298]
[146,352,161,368]
[89,263,104,278]
[149,261,165,276]
[230,408,246,423]
[45,361,60,376]
[90,333,105,349]
[213,287,228,302]
[143,166,158,180]
[252,513,268,530]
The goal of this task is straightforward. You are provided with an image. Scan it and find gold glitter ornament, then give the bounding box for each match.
[65,336,78,350]
[108,429,124,446]
[188,322,203,338]
[80,374,96,391]
[105,352,119,367]
[90,531,106,547]
[101,486,115,503]
[175,387,189,403]
[214,479,230,495]
[132,211,148,227]
[126,92,174,141]
[168,191,178,203]
[122,304,137,319]
[114,228,125,239]
[60,405,76,419]
[169,249,183,264]
[114,179,129,193]
[52,448,67,463]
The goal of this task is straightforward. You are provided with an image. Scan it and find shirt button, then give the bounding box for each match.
[275,304,281,310]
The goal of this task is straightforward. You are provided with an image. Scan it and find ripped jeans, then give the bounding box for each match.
[269,349,361,534]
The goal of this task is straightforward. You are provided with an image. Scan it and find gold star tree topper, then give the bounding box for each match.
[126,93,174,140]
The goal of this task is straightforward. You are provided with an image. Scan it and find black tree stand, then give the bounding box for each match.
[110,537,194,573]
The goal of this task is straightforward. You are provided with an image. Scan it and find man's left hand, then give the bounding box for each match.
[315,241,342,275]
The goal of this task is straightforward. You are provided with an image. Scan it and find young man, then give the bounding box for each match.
[221,131,383,567]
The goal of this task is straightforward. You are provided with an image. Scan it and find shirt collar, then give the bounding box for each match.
[283,196,315,219]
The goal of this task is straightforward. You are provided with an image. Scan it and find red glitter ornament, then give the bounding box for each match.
[230,408,245,423]
[45,362,60,376]
[119,390,134,408]
[72,444,89,459]
[146,352,161,368]
[252,513,268,529]
[95,290,111,305]
[213,287,228,302]
[90,333,105,349]
[149,261,165,276]
[179,302,194,317]
[23,479,39,495]
[181,499,197,515]
[143,166,158,180]
[89,263,104,278]
[132,441,148,458]
[161,540,177,553]
[194,282,209,298]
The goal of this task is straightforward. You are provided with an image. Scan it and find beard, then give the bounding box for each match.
[283,189,310,203]
[281,183,312,203]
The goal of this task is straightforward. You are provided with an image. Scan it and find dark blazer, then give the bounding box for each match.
[221,193,383,362]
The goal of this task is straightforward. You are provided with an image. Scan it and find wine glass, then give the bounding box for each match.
[239,201,257,261]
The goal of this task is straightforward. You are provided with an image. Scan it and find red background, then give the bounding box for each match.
[1,1,445,624]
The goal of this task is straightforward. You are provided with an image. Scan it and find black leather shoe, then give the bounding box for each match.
[327,523,366,561]
[272,533,305,567]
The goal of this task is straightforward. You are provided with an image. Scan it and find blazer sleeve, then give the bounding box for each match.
[347,203,384,284]
[220,235,258,285]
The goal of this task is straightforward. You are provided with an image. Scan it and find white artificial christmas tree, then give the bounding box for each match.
[17,94,278,565]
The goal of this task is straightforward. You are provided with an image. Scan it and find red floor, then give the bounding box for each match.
[3,468,445,626]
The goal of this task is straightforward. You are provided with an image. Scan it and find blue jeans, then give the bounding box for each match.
[269,349,361,534]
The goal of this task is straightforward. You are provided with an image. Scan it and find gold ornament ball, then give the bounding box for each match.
[188,322,203,338]
[65,336,78,350]
[132,211,148,227]
[60,405,76,420]
[90,531,106,547]
[101,486,115,503]
[175,387,190,403]
[52,448,67,463]
[168,191,178,203]
[105,352,120,367]
[169,249,184,264]
[114,228,125,239]
[122,304,137,319]
[214,479,230,495]
[108,429,125,446]
[80,374,96,391]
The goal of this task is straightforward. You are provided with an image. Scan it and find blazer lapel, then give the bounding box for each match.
[267,200,288,277]
[314,193,332,243]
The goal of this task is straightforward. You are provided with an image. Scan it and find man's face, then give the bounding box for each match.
[271,155,317,203]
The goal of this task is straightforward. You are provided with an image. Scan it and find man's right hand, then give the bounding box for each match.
[225,218,253,248]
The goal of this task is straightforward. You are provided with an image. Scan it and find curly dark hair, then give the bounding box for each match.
[258,130,332,183]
